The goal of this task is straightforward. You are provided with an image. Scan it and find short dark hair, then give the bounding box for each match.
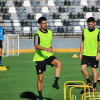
[38,16,47,24]
[87,17,95,22]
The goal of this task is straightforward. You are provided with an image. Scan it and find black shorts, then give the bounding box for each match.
[81,55,99,68]
[0,40,2,48]
[35,56,57,74]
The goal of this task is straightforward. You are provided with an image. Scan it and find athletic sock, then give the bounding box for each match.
[86,78,92,84]
[93,82,97,88]
[38,90,42,97]
[54,77,59,84]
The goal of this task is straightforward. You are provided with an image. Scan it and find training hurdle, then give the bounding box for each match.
[64,81,94,100]
[0,66,7,70]
[82,92,100,100]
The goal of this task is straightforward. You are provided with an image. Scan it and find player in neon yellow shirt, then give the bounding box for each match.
[79,17,100,92]
[33,17,61,100]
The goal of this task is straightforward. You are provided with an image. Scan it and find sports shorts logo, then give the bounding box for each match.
[35,63,37,66]
[94,65,96,67]
[39,70,41,73]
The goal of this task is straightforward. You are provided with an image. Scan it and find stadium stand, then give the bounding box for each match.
[0,0,100,38]
[1,7,7,13]
[97,19,100,26]
[17,7,24,13]
[64,0,71,6]
[73,0,79,6]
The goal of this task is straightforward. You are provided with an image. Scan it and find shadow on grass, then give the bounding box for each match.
[67,83,83,89]
[67,83,82,85]
[20,91,53,100]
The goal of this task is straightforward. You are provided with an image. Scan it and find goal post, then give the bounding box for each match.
[2,34,19,56]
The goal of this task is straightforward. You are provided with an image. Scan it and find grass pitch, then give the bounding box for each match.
[0,53,100,100]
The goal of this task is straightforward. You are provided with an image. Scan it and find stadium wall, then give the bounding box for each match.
[19,38,81,53]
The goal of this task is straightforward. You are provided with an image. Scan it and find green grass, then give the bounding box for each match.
[0,53,100,100]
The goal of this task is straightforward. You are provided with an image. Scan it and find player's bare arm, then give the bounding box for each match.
[50,45,53,52]
[79,41,84,60]
[96,41,100,60]
[35,44,53,52]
